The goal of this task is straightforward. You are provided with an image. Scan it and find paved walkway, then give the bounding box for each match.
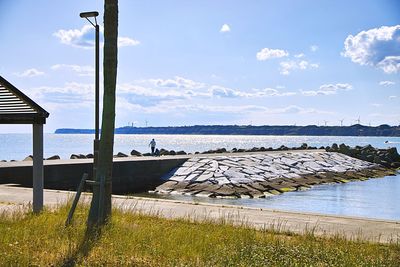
[0,184,399,244]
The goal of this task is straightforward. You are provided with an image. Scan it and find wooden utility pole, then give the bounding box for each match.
[88,0,118,226]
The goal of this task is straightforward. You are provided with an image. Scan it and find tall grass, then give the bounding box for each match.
[0,204,399,266]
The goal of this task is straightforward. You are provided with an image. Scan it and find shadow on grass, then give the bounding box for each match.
[59,225,104,267]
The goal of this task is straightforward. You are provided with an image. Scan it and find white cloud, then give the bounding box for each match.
[389,95,397,99]
[377,56,400,74]
[379,80,395,86]
[220,24,231,33]
[371,103,381,107]
[51,64,94,76]
[310,45,318,52]
[209,86,244,98]
[294,53,305,58]
[301,83,352,96]
[14,68,45,77]
[118,37,140,47]
[118,101,330,116]
[54,25,140,49]
[342,25,400,74]
[145,76,205,90]
[118,83,189,101]
[256,48,289,61]
[208,86,296,98]
[252,88,296,97]
[53,25,95,49]
[279,60,318,75]
[28,82,94,109]
[199,105,319,115]
[121,77,296,104]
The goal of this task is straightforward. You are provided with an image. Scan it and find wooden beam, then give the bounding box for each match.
[33,124,44,213]
[0,114,46,124]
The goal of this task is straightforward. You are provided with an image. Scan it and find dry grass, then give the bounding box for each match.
[0,204,399,266]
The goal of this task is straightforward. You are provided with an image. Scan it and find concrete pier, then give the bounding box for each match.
[0,150,397,196]
[0,155,189,194]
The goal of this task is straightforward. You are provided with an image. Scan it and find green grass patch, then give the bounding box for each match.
[0,205,399,266]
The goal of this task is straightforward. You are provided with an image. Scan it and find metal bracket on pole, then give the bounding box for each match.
[65,173,89,226]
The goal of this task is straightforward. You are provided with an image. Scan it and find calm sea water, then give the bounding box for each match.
[1,134,399,161]
[0,134,399,220]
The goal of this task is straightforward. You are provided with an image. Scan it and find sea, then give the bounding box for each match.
[1,133,399,220]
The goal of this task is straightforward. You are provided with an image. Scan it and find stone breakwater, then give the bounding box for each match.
[154,151,397,198]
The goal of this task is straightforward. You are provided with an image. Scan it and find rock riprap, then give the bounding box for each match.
[154,151,397,198]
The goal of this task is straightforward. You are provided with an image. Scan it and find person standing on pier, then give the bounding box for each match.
[149,138,156,155]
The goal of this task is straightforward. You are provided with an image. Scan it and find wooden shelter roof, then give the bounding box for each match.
[0,76,49,124]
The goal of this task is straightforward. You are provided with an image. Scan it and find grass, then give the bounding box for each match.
[0,204,399,266]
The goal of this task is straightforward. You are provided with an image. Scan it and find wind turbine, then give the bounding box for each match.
[339,119,344,127]
[145,120,148,127]
[355,116,361,125]
[323,120,328,126]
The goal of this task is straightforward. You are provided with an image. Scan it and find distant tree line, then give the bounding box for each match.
[55,124,400,136]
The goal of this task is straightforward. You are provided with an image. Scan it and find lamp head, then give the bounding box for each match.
[79,11,99,18]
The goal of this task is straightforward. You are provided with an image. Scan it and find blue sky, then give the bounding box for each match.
[0,0,399,133]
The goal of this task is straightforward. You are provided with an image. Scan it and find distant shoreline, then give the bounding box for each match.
[55,124,400,137]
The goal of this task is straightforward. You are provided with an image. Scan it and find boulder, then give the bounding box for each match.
[300,143,308,149]
[373,156,381,164]
[362,144,374,152]
[278,145,289,151]
[339,143,350,155]
[169,150,177,156]
[130,149,142,156]
[117,152,128,157]
[380,160,389,167]
[159,148,169,156]
[142,153,152,156]
[176,150,187,155]
[390,162,400,168]
[365,154,374,162]
[70,154,79,159]
[216,148,227,153]
[23,155,33,161]
[387,147,400,162]
[46,155,60,160]
[70,154,86,159]
[86,153,94,158]
[331,143,339,151]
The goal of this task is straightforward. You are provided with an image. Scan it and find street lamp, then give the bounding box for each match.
[80,11,100,179]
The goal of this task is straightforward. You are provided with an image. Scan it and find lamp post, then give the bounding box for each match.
[80,11,100,180]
